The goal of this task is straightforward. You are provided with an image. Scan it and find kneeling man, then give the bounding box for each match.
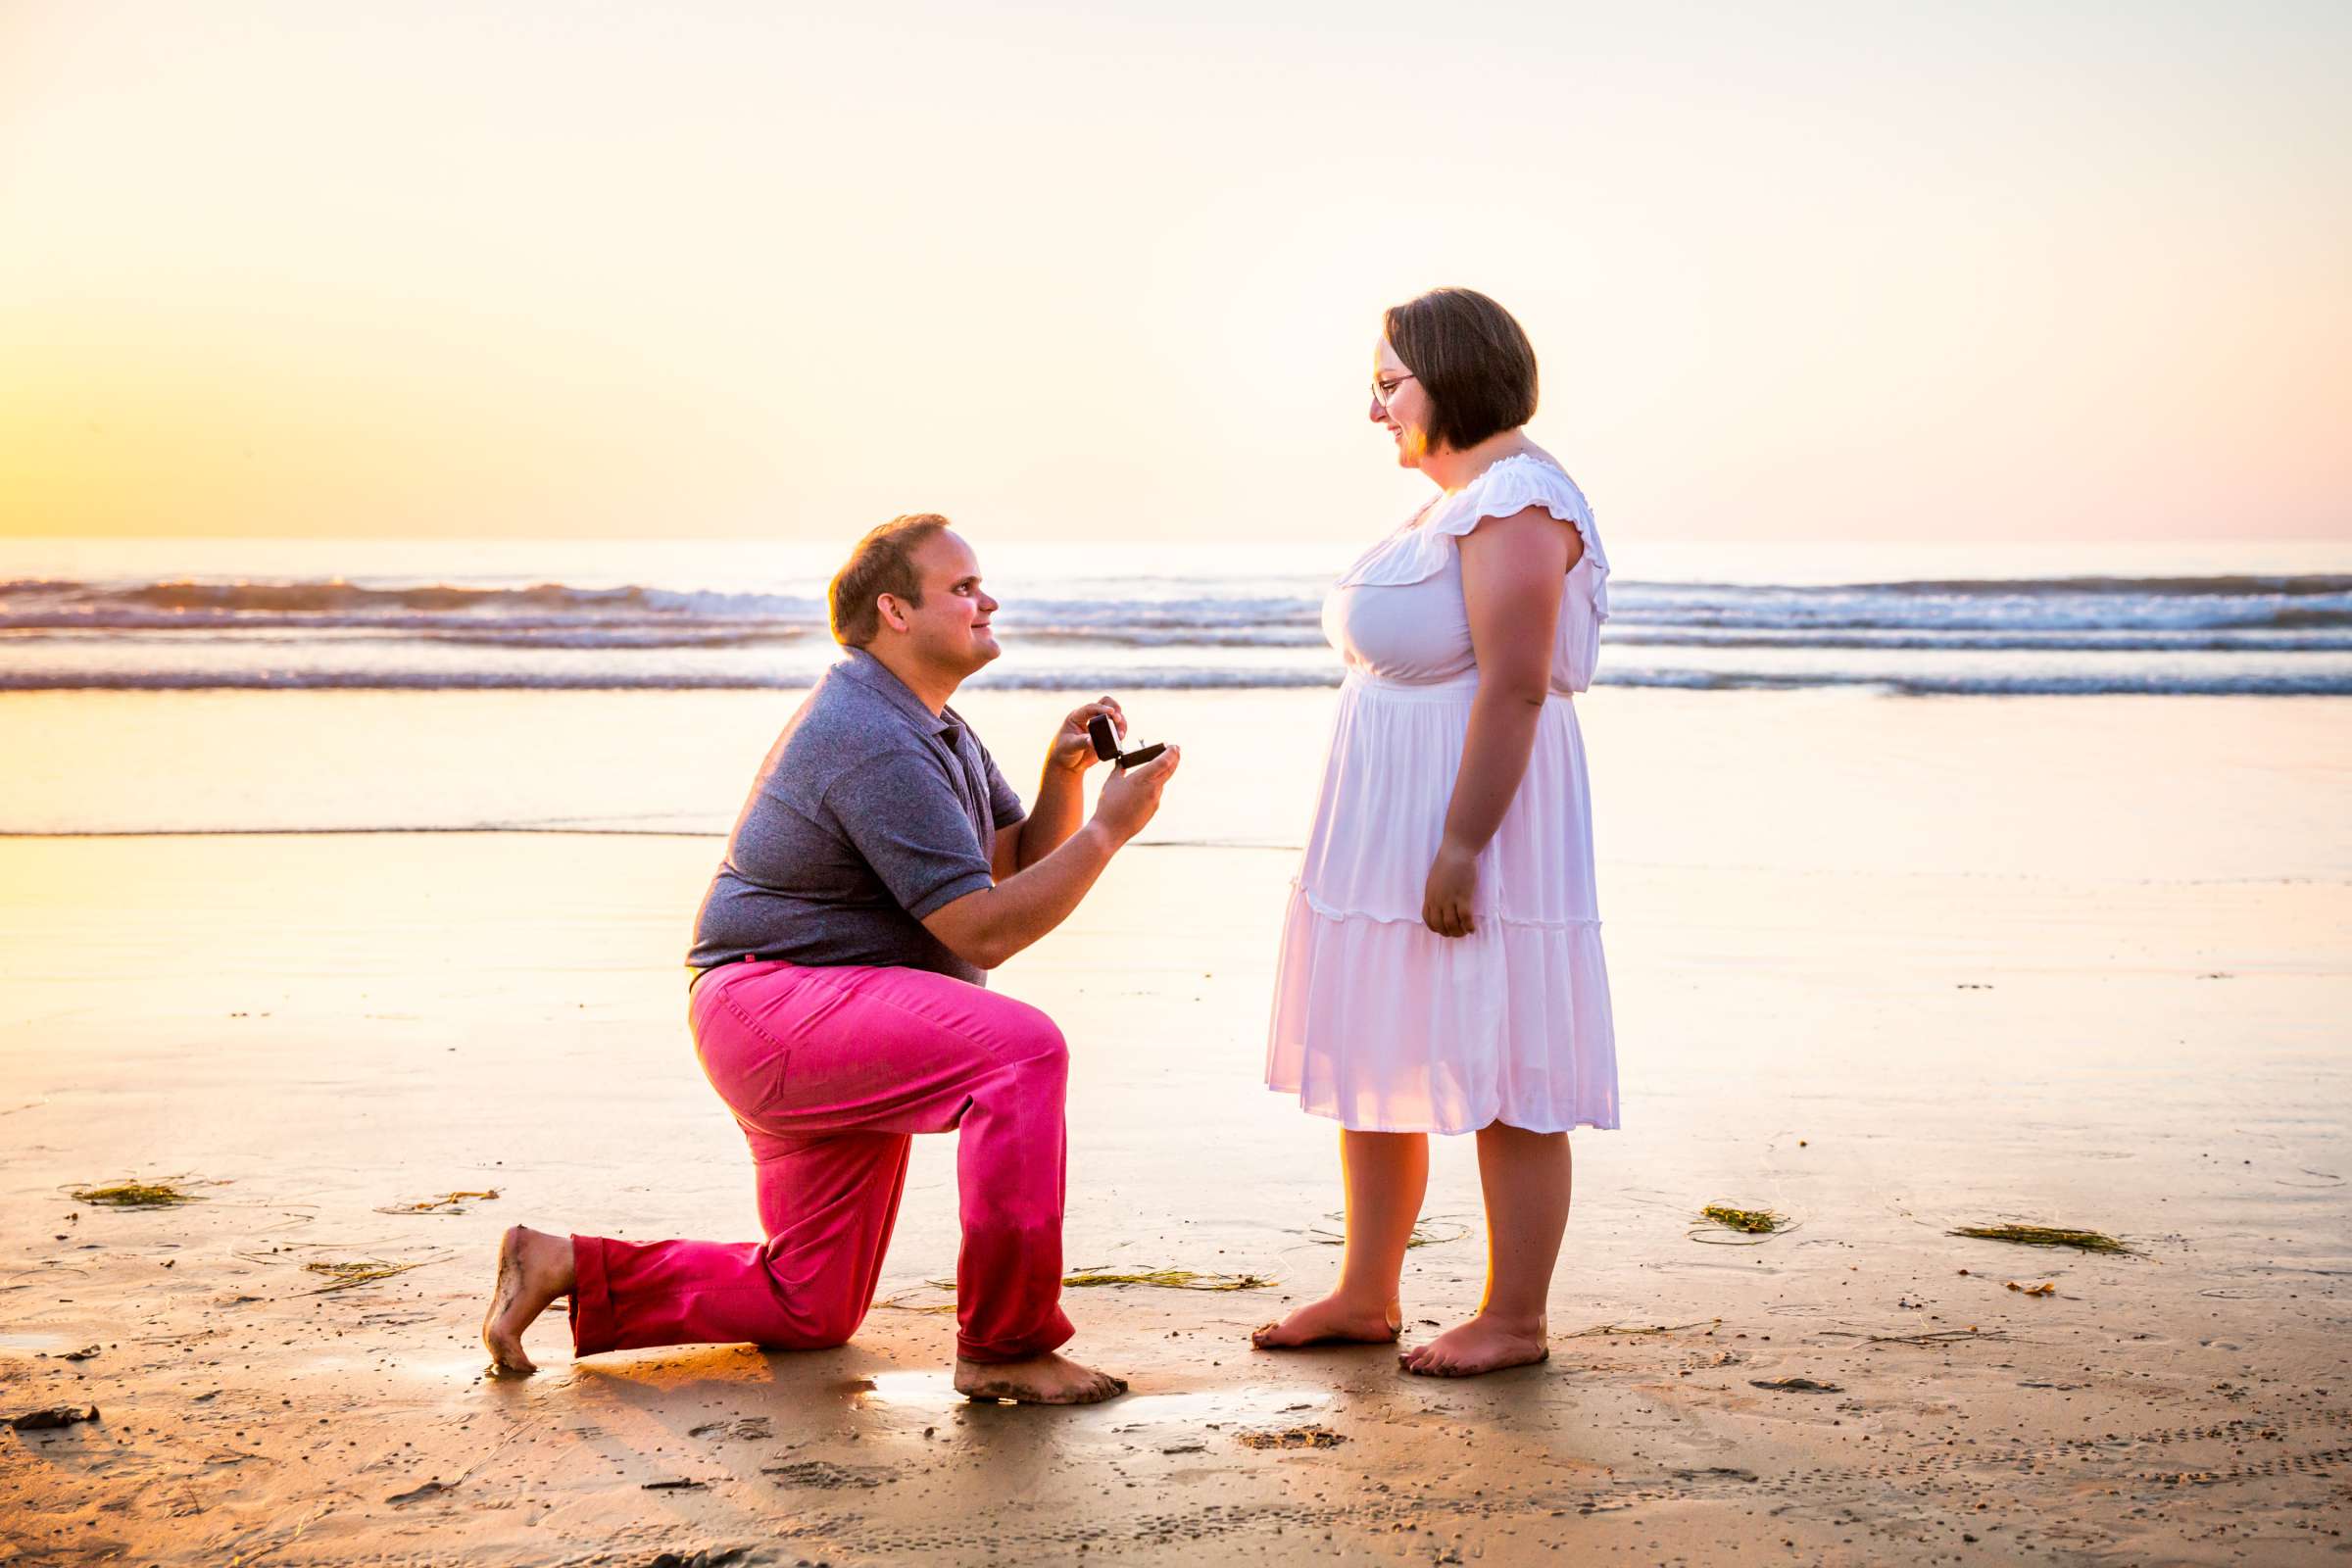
[483,514,1179,1403]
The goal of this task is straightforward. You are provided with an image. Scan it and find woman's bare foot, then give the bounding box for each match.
[1250,1294,1401,1350]
[1399,1312,1549,1377]
[481,1225,576,1377]
[953,1351,1127,1405]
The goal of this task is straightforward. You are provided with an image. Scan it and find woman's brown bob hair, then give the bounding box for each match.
[828,513,951,648]
[1383,287,1539,454]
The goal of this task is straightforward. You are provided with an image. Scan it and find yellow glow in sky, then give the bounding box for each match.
[2,0,2347,544]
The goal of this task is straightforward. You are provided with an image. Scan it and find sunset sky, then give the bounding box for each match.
[2,0,2346,546]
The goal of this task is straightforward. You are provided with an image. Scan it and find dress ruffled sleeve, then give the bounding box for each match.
[1435,458,1610,626]
[1341,457,1609,628]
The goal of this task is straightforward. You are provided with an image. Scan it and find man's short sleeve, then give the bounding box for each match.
[824,751,996,919]
[979,741,1025,831]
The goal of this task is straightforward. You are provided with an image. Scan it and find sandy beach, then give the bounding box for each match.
[3,687,2347,1565]
[10,0,2350,1555]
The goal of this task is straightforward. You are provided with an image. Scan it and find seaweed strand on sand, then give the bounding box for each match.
[1305,1213,1470,1250]
[304,1259,430,1293]
[1062,1265,1275,1291]
[69,1180,203,1208]
[1561,1317,1723,1339]
[1950,1221,2134,1254]
[1823,1327,2015,1348]
[1688,1203,1795,1246]
[917,1264,1276,1296]
[375,1190,500,1215]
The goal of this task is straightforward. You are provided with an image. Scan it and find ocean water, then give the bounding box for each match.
[5,537,2351,698]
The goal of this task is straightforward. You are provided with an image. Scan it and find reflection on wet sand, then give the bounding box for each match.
[1,689,2346,1562]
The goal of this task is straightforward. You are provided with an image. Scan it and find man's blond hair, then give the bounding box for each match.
[827,514,951,647]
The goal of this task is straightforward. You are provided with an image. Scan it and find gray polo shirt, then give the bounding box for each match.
[687,650,1025,985]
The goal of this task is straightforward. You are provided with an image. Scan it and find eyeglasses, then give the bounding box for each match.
[1370,372,1416,408]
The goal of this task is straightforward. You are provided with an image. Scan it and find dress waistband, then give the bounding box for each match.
[1341,667,1573,702]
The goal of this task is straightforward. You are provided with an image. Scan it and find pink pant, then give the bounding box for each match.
[568,959,1074,1365]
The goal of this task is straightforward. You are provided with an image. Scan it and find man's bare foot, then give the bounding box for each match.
[1250,1294,1401,1350]
[1399,1312,1549,1377]
[953,1351,1127,1405]
[481,1225,576,1377]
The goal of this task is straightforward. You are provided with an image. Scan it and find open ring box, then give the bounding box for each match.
[1088,712,1166,771]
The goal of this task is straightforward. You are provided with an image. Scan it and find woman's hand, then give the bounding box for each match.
[1049,696,1124,773]
[1422,841,1479,938]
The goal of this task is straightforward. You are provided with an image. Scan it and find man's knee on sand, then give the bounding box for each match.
[797,1294,871,1349]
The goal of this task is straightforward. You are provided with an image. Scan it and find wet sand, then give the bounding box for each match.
[2,690,2347,1565]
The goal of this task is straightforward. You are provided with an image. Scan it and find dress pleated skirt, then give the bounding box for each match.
[1264,668,1619,1135]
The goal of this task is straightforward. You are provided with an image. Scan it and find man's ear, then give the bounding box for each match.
[875,593,911,634]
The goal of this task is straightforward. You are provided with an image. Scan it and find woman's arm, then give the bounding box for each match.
[1422,507,1585,938]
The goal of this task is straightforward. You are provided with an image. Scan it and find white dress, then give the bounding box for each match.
[1263,453,1619,1135]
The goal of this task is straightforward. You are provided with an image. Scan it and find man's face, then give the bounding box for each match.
[894,529,1001,675]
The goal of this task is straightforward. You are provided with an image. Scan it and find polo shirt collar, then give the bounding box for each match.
[837,647,960,741]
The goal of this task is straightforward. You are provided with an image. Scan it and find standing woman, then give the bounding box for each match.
[1257,287,1617,1377]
